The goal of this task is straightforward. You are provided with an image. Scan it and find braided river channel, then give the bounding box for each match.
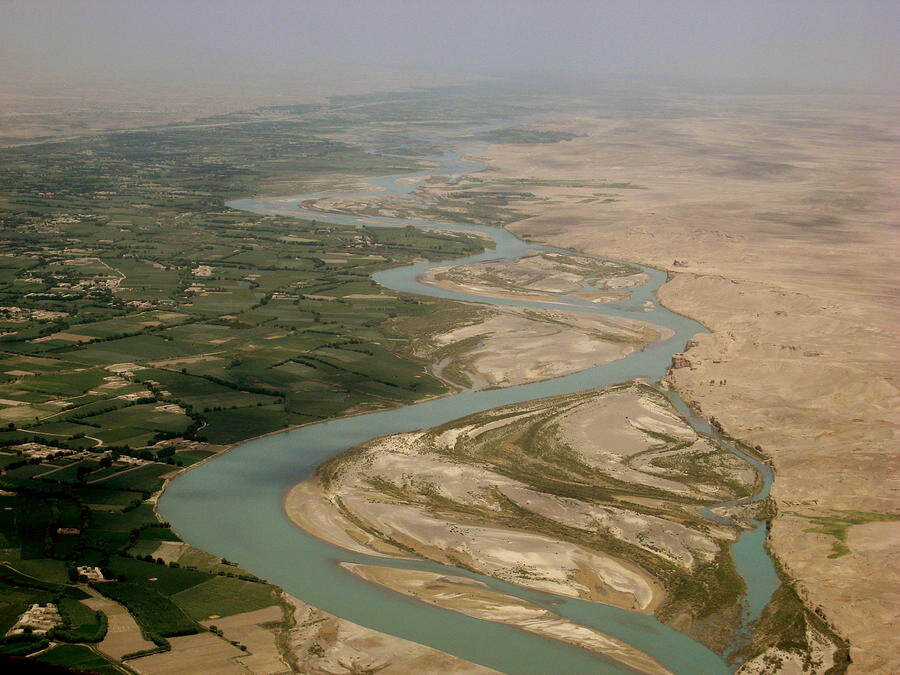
[159,129,779,673]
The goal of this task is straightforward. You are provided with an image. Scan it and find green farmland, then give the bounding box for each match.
[0,89,502,669]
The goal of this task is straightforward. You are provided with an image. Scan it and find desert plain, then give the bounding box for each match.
[462,95,900,672]
[285,92,898,672]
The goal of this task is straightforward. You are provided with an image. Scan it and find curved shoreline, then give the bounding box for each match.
[340,563,671,675]
[158,128,777,674]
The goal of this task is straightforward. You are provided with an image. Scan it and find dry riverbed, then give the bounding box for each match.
[447,98,899,672]
[389,303,666,390]
[286,384,762,659]
[421,250,648,306]
[280,593,496,674]
[341,564,670,675]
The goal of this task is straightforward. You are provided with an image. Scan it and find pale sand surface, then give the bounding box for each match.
[429,309,648,388]
[33,332,92,343]
[148,354,224,368]
[739,626,839,675]
[287,428,665,612]
[421,250,648,306]
[420,274,594,306]
[281,593,497,674]
[462,97,899,672]
[405,304,666,389]
[284,480,411,559]
[150,540,189,564]
[342,563,670,675]
[284,384,761,649]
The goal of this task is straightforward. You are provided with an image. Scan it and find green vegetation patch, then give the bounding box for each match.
[471,128,579,144]
[800,510,900,558]
[90,463,174,491]
[170,575,276,620]
[69,335,210,365]
[0,635,51,656]
[93,581,200,638]
[0,564,87,598]
[175,449,215,465]
[56,597,108,643]
[106,556,211,595]
[136,526,180,543]
[8,557,70,585]
[202,405,299,444]
[89,504,159,534]
[34,643,120,673]
[732,557,850,672]
[16,369,107,398]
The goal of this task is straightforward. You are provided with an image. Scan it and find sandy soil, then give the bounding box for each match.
[130,633,246,675]
[81,587,156,660]
[0,71,468,146]
[201,605,291,674]
[148,355,224,368]
[422,250,647,305]
[150,540,189,564]
[342,563,670,675]
[289,428,663,611]
[461,95,899,672]
[421,275,603,306]
[409,304,665,389]
[280,593,497,674]
[286,385,757,646]
[739,624,838,675]
[284,480,411,558]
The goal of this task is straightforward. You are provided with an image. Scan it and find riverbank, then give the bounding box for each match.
[161,113,816,674]
[283,384,764,660]
[341,564,670,675]
[390,304,668,389]
[158,210,737,674]
[280,592,496,674]
[463,101,898,672]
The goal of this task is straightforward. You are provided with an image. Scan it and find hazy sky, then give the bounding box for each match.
[3,0,897,93]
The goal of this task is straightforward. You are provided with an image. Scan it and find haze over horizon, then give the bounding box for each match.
[2,0,898,98]
[0,2,898,674]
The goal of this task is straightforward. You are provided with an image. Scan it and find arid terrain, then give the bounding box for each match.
[280,593,494,675]
[390,301,665,390]
[421,251,648,306]
[341,564,668,675]
[290,92,898,672]
[0,81,894,673]
[447,96,900,673]
[285,384,796,667]
[3,0,897,668]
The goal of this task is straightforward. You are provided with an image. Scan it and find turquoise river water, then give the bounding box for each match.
[159,129,779,673]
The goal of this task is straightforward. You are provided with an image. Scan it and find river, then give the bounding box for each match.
[158,128,779,673]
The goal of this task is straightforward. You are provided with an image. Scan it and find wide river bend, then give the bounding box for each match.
[159,132,778,674]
